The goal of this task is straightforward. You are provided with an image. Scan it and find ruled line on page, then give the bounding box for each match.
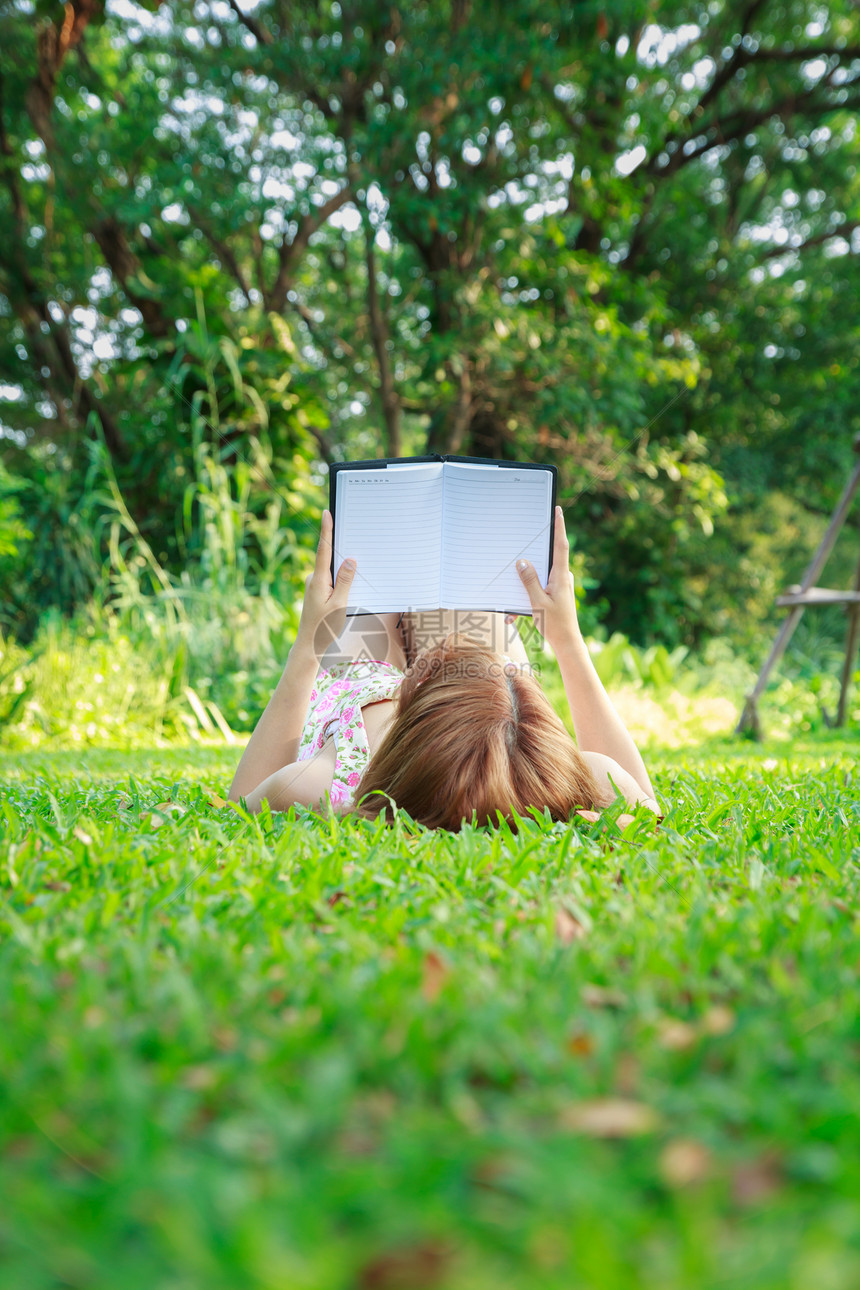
[334,466,443,611]
[440,464,552,609]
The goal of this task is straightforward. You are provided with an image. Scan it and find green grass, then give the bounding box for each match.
[2,733,859,1290]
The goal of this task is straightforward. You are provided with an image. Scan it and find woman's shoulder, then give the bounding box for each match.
[580,750,661,814]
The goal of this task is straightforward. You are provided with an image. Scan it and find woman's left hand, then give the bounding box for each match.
[295,510,357,658]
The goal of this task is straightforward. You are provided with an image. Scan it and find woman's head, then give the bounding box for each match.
[355,635,599,830]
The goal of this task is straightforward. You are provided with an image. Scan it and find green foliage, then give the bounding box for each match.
[3,0,860,646]
[0,616,191,747]
[0,309,323,638]
[1,736,860,1288]
[587,632,690,691]
[0,463,31,560]
[0,436,322,745]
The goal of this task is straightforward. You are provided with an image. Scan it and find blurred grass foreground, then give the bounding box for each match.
[2,734,860,1289]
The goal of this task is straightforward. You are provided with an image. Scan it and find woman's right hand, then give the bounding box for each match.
[295,509,357,659]
[516,505,581,651]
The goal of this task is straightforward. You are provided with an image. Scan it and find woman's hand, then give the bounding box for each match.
[516,505,581,652]
[295,509,357,659]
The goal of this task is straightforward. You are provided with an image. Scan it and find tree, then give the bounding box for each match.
[1,0,859,643]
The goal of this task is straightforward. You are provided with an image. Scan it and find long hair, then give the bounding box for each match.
[354,636,600,830]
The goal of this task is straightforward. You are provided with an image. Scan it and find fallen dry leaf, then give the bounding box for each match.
[144,801,186,829]
[701,1005,735,1036]
[613,1051,640,1097]
[732,1152,783,1206]
[421,950,449,1003]
[181,1064,218,1092]
[660,1138,711,1187]
[561,1098,659,1137]
[574,809,600,824]
[582,983,626,1009]
[658,1018,698,1051]
[358,1240,451,1290]
[566,1031,595,1057]
[207,793,227,809]
[213,1026,238,1053]
[555,907,586,944]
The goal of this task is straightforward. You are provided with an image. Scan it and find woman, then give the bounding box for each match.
[228,507,659,827]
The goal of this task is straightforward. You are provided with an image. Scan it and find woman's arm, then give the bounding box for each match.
[240,741,348,814]
[551,630,656,803]
[517,507,658,809]
[228,511,356,803]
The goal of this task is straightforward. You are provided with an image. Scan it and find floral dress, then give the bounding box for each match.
[296,660,405,807]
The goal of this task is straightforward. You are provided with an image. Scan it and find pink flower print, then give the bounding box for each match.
[341,705,356,724]
[310,688,318,703]
[329,780,349,806]
[347,771,361,787]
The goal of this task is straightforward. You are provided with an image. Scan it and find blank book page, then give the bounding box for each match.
[334,463,443,613]
[440,464,552,612]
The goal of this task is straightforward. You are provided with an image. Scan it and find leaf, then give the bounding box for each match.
[660,1138,711,1187]
[561,1098,659,1138]
[701,1005,735,1036]
[732,1152,782,1206]
[421,951,448,1003]
[358,1240,450,1289]
[566,1031,595,1057]
[657,1018,697,1051]
[100,890,121,927]
[574,808,601,825]
[582,983,626,1009]
[554,906,586,944]
[814,851,841,881]
[144,802,186,829]
[207,793,227,809]
[184,686,215,734]
[748,858,766,891]
[181,1065,218,1091]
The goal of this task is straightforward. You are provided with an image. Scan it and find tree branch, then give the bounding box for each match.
[91,216,172,338]
[646,82,830,180]
[265,184,352,312]
[225,0,273,46]
[290,295,357,361]
[758,220,860,260]
[691,0,770,118]
[187,205,253,303]
[364,227,401,457]
[25,0,100,142]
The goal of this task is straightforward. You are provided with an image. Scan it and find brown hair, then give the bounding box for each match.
[355,636,599,830]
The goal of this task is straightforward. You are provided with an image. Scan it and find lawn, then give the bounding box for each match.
[2,732,859,1290]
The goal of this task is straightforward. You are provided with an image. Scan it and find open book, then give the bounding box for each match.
[329,455,557,615]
